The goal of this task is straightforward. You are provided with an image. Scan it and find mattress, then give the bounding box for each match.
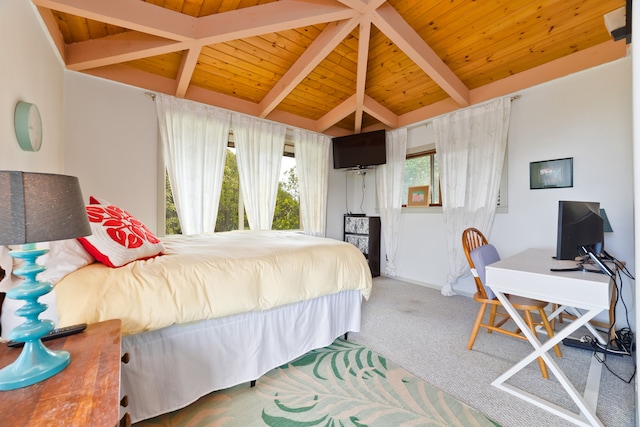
[54,231,372,335]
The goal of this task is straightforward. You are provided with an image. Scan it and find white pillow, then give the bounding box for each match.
[0,246,12,293]
[38,239,95,285]
[0,240,92,339]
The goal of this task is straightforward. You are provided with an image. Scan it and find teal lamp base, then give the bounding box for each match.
[0,342,69,390]
[0,245,70,391]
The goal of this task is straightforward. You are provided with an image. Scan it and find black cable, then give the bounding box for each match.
[591,263,635,383]
[359,172,366,213]
[344,172,349,214]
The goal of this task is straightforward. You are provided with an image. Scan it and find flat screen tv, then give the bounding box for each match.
[332,129,386,170]
[556,200,604,260]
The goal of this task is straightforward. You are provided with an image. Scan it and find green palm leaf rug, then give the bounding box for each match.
[136,339,500,427]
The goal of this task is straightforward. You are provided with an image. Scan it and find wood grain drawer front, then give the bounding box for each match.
[0,319,122,427]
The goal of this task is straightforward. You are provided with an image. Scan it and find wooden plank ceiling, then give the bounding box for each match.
[33,0,627,135]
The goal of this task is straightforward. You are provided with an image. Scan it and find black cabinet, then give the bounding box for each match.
[343,215,381,277]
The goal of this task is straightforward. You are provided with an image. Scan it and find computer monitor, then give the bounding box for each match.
[556,200,604,260]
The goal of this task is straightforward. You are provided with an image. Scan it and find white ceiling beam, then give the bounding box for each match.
[316,94,356,132]
[65,33,182,71]
[33,0,197,41]
[62,1,356,71]
[363,95,398,128]
[195,1,355,44]
[186,85,261,118]
[372,3,470,107]
[83,64,179,95]
[335,0,368,11]
[335,0,386,14]
[36,6,66,62]
[353,18,372,133]
[258,18,360,118]
[359,0,388,14]
[175,46,202,98]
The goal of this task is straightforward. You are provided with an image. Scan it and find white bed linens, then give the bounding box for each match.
[54,231,372,336]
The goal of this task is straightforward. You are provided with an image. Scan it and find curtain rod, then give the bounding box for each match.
[410,94,521,130]
[144,91,312,144]
[145,91,520,132]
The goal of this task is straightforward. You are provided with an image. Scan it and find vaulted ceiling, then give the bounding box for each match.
[33,0,627,136]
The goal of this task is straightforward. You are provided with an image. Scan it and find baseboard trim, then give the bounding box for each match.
[378,275,477,299]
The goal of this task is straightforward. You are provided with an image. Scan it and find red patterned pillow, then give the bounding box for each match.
[78,201,165,268]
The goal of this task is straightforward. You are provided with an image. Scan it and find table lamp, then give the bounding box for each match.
[0,171,91,390]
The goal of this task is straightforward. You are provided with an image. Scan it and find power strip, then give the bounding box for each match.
[562,337,624,356]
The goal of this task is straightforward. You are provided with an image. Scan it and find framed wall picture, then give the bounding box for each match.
[529,157,573,189]
[407,185,429,206]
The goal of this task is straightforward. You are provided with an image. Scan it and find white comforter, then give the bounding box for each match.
[54,231,373,335]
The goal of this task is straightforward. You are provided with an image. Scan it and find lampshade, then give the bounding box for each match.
[0,171,91,245]
[600,208,613,233]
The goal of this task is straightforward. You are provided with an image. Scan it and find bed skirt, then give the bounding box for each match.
[121,289,363,423]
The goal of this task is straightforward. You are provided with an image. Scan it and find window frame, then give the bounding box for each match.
[403,147,442,209]
[162,138,300,234]
[400,144,509,213]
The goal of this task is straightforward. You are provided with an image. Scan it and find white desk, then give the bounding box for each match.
[485,248,612,427]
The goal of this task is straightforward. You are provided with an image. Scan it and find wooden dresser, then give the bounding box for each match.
[0,319,124,427]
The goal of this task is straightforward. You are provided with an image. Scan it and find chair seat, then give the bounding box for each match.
[507,294,549,310]
[473,292,549,310]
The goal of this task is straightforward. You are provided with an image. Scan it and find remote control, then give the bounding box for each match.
[6,323,87,348]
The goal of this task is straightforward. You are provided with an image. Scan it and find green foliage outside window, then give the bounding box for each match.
[165,149,300,234]
[273,167,299,230]
[215,150,242,232]
[165,173,181,235]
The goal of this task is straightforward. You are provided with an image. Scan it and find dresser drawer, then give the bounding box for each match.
[345,235,370,255]
[345,216,370,234]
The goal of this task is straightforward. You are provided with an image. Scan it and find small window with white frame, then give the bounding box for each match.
[403,149,441,207]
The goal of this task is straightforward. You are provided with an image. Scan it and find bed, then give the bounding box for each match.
[0,230,373,423]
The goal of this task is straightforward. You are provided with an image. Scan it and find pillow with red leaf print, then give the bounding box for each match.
[77,197,165,268]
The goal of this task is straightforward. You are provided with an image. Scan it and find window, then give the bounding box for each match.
[403,150,441,207]
[215,148,245,232]
[272,151,299,230]
[165,144,299,234]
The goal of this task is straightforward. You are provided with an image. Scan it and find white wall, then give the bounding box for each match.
[495,58,634,329]
[0,2,65,173]
[63,73,160,232]
[327,56,634,328]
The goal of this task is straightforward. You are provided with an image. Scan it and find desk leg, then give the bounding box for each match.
[563,306,608,345]
[492,291,604,427]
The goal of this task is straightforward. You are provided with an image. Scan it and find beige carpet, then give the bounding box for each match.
[350,276,636,427]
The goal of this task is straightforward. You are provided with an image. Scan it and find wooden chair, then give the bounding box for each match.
[462,228,561,379]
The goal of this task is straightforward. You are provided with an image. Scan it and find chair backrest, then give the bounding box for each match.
[469,244,500,300]
[462,228,493,299]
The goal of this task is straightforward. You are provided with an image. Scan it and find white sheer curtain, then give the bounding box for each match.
[375,128,407,276]
[293,129,331,236]
[155,94,231,235]
[232,114,286,230]
[434,97,511,296]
